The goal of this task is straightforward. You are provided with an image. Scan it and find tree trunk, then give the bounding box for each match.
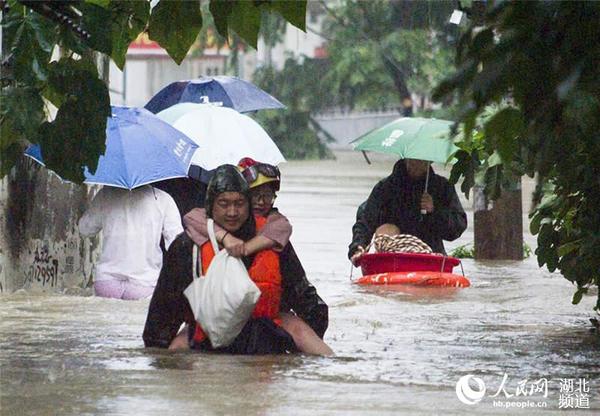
[380,53,413,116]
[474,183,524,260]
[469,0,523,261]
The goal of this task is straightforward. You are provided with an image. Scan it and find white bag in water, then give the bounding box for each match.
[184,219,260,348]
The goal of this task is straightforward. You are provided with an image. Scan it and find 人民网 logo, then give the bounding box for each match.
[456,374,487,405]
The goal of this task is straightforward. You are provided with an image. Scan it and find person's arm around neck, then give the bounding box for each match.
[222,210,293,257]
[220,233,275,257]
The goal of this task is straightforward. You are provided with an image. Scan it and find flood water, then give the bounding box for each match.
[1,152,598,415]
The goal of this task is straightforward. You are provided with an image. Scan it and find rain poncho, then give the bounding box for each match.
[349,160,467,256]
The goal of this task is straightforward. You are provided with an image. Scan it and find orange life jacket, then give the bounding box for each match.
[192,216,282,344]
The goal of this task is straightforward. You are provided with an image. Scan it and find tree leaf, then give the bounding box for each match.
[483,107,524,163]
[557,239,581,257]
[572,287,587,305]
[0,86,46,148]
[529,212,543,235]
[2,8,57,85]
[209,0,235,40]
[38,59,111,183]
[85,0,111,8]
[267,0,306,31]
[483,164,503,200]
[148,0,203,64]
[227,1,262,49]
[433,1,600,308]
[449,149,478,198]
[109,1,150,69]
[79,2,113,55]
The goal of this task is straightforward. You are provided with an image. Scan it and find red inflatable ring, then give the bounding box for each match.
[354,271,470,287]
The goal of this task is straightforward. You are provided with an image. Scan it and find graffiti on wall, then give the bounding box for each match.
[25,244,59,287]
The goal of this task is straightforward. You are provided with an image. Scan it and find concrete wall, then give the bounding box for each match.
[114,55,226,108]
[314,109,401,149]
[0,158,99,294]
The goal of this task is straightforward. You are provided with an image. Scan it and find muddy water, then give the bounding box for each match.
[1,152,598,415]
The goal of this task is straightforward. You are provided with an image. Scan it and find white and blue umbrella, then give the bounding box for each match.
[145,76,285,114]
[25,106,199,189]
[156,103,285,171]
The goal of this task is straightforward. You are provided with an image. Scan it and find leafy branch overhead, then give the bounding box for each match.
[433,1,600,311]
[0,0,307,181]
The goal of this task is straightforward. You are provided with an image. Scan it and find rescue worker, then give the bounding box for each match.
[183,158,332,355]
[143,164,327,354]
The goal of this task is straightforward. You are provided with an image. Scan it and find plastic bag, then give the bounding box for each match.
[184,219,260,348]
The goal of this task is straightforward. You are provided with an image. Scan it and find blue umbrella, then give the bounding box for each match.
[25,106,199,190]
[144,76,286,114]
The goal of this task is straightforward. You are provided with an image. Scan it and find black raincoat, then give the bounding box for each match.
[142,235,328,352]
[348,160,467,257]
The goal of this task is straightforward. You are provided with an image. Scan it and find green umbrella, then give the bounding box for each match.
[350,117,458,164]
[351,117,458,212]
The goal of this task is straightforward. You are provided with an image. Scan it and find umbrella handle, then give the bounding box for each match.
[361,151,371,165]
[421,164,430,215]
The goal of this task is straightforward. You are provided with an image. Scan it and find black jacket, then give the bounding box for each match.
[348,160,467,257]
[143,234,329,349]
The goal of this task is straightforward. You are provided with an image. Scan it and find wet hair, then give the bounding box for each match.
[205,164,255,242]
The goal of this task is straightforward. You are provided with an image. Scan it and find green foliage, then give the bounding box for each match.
[448,105,524,201]
[321,0,456,113]
[253,59,333,159]
[0,86,45,176]
[0,0,307,181]
[39,58,111,183]
[450,243,475,259]
[433,1,600,311]
[250,0,458,159]
[209,0,306,49]
[212,1,261,50]
[148,0,203,65]
[450,242,532,259]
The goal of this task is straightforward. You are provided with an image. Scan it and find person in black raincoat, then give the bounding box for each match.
[143,164,328,354]
[153,166,209,218]
[348,159,467,262]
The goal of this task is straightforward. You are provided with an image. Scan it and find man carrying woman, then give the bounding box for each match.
[143,163,332,355]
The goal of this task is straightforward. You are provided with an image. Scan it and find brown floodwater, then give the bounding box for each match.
[1,152,598,415]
